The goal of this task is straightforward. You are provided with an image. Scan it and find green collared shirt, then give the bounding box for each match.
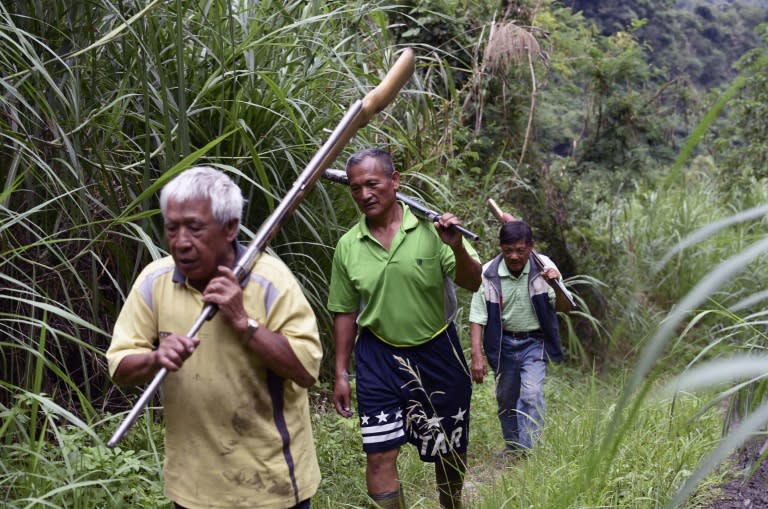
[469,259,554,330]
[328,203,479,346]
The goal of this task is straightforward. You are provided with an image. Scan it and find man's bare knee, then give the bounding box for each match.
[368,449,400,471]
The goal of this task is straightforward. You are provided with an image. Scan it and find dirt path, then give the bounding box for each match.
[702,439,768,509]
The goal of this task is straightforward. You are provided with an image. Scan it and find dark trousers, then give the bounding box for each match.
[176,500,310,509]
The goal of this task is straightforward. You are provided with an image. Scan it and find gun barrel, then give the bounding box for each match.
[323,169,480,241]
[107,49,416,448]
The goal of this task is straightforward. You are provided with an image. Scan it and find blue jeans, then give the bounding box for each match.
[495,336,546,450]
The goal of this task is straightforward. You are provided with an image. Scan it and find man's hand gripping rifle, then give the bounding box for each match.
[107,49,417,448]
[323,168,480,241]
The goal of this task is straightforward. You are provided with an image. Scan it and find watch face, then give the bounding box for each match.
[242,318,258,345]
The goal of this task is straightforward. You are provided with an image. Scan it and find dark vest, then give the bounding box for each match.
[481,253,564,372]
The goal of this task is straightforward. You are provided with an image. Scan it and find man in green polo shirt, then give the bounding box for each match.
[106,166,322,509]
[327,148,481,509]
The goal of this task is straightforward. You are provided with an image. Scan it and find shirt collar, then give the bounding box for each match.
[357,202,418,240]
[498,258,530,279]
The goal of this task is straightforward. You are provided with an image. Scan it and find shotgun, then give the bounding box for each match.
[107,49,416,448]
[487,198,577,311]
[322,168,480,241]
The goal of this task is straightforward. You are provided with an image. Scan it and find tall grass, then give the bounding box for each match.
[0,0,469,506]
[466,369,725,509]
[560,48,768,507]
[0,0,445,403]
[306,365,728,509]
[3,0,768,507]
[0,362,729,508]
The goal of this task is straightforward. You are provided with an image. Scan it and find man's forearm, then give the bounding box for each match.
[469,322,484,358]
[244,328,316,387]
[112,352,160,386]
[452,245,482,291]
[333,312,358,377]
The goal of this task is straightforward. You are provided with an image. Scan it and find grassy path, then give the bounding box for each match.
[0,363,728,508]
[312,365,726,508]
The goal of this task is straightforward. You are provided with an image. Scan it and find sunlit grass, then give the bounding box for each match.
[466,368,725,509]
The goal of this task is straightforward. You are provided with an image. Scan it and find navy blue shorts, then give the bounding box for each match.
[354,323,471,462]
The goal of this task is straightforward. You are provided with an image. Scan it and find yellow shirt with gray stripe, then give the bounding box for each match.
[106,249,322,509]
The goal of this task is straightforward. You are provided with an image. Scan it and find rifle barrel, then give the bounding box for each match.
[107,49,416,448]
[323,169,480,241]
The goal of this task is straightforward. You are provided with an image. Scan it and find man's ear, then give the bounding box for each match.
[392,170,401,191]
[225,219,240,242]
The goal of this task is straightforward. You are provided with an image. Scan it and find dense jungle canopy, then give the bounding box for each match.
[2,0,768,507]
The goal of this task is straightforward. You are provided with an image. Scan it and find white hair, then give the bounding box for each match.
[159,166,243,226]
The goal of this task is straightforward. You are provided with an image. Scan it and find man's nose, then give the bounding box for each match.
[174,227,193,246]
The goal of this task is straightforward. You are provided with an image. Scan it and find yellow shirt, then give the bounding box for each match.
[107,251,322,508]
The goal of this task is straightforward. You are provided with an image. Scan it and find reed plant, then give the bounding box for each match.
[0,0,469,505]
[553,47,768,508]
[0,0,453,405]
[3,0,768,507]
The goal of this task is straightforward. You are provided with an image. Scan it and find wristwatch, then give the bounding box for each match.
[242,317,259,345]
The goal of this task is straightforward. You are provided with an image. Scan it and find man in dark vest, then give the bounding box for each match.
[469,219,572,455]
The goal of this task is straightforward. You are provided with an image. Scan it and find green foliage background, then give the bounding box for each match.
[2,0,768,507]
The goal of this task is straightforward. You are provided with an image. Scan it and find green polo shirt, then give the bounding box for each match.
[328,204,479,346]
[470,259,554,330]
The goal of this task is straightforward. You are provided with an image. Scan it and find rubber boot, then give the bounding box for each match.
[435,452,466,509]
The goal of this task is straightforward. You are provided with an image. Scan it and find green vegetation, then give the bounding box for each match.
[311,367,728,508]
[2,0,768,507]
[0,366,728,508]
[570,0,768,89]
